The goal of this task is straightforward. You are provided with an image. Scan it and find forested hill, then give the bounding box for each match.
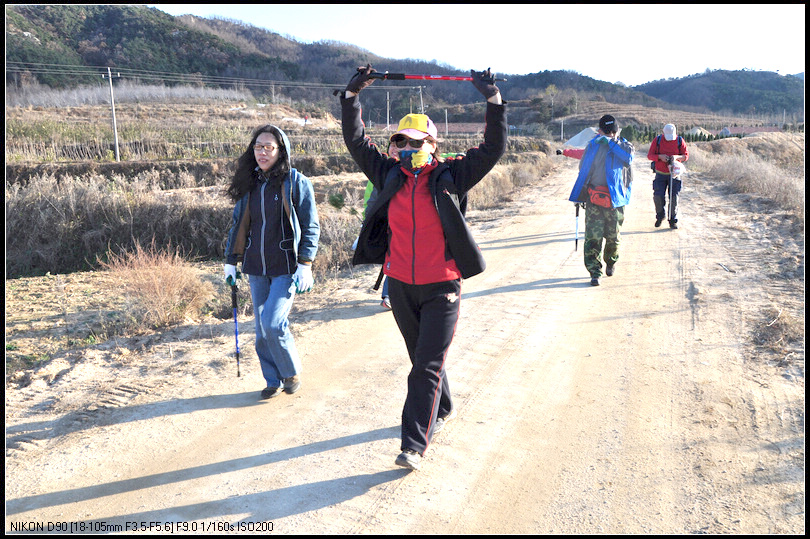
[635,70,804,116]
[5,4,804,117]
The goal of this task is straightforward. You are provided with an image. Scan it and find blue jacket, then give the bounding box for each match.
[224,130,319,270]
[568,136,634,208]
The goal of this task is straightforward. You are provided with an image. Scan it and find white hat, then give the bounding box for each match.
[663,124,677,141]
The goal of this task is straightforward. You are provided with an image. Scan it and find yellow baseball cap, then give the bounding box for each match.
[391,113,438,141]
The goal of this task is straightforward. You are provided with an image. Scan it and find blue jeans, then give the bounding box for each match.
[248,274,301,388]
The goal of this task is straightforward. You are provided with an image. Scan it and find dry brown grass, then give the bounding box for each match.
[683,132,805,220]
[466,156,555,211]
[98,240,215,331]
[5,171,233,277]
[754,306,804,363]
[5,102,343,162]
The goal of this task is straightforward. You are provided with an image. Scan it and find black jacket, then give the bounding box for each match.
[341,95,507,279]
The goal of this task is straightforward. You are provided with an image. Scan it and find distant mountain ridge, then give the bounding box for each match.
[635,70,804,116]
[6,4,804,118]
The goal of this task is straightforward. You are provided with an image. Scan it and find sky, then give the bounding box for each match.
[150,4,805,87]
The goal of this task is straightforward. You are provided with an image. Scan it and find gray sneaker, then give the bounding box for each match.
[283,376,301,394]
[395,449,422,471]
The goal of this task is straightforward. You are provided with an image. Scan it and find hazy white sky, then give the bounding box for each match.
[150,3,805,86]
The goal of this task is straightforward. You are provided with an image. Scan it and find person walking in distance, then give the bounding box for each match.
[339,64,507,470]
[224,124,320,400]
[562,114,634,286]
[647,123,688,229]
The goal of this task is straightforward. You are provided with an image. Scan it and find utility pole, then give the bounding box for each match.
[102,67,121,162]
[418,86,424,114]
[386,92,390,131]
[445,109,448,137]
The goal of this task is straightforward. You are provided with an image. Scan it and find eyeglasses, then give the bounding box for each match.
[391,135,430,149]
[253,144,279,152]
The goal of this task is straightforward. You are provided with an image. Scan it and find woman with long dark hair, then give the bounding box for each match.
[224,124,320,399]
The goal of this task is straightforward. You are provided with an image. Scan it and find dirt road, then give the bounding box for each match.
[5,156,804,534]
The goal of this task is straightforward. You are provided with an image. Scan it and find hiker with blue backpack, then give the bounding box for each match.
[647,124,689,229]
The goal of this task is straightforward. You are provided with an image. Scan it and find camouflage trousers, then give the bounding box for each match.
[584,204,625,278]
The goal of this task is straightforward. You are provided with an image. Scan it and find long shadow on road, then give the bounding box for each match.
[6,391,268,449]
[463,277,585,300]
[6,425,401,517]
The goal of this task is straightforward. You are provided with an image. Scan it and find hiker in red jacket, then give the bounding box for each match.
[647,124,689,229]
[339,64,507,471]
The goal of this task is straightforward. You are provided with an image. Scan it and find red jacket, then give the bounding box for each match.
[385,162,461,284]
[647,135,689,174]
[342,95,507,283]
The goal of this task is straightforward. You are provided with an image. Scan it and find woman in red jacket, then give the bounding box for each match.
[339,65,507,471]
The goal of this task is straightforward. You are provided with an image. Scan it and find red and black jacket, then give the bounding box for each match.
[341,94,507,282]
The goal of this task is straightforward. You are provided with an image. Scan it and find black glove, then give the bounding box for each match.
[556,149,563,155]
[471,68,499,99]
[346,64,377,94]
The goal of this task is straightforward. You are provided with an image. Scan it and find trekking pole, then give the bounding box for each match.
[574,202,581,251]
[369,72,507,83]
[230,284,241,378]
[668,159,674,223]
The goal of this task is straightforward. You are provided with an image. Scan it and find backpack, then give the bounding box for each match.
[650,135,685,171]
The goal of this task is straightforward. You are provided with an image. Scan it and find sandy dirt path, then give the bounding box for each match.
[5,156,804,534]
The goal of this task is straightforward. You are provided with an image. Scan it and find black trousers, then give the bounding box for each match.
[653,173,682,222]
[388,277,460,455]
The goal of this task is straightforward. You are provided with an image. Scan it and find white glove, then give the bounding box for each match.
[293,264,313,293]
[352,236,359,251]
[224,264,240,286]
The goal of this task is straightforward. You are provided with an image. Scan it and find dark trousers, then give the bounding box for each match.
[653,173,682,222]
[387,277,460,455]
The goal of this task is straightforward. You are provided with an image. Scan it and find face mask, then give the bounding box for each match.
[400,149,432,170]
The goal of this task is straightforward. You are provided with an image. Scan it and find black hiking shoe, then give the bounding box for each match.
[590,277,600,286]
[669,220,679,229]
[261,386,283,400]
[606,265,615,277]
[395,449,422,471]
[655,218,664,227]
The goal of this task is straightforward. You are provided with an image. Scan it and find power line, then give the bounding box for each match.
[6,61,416,91]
